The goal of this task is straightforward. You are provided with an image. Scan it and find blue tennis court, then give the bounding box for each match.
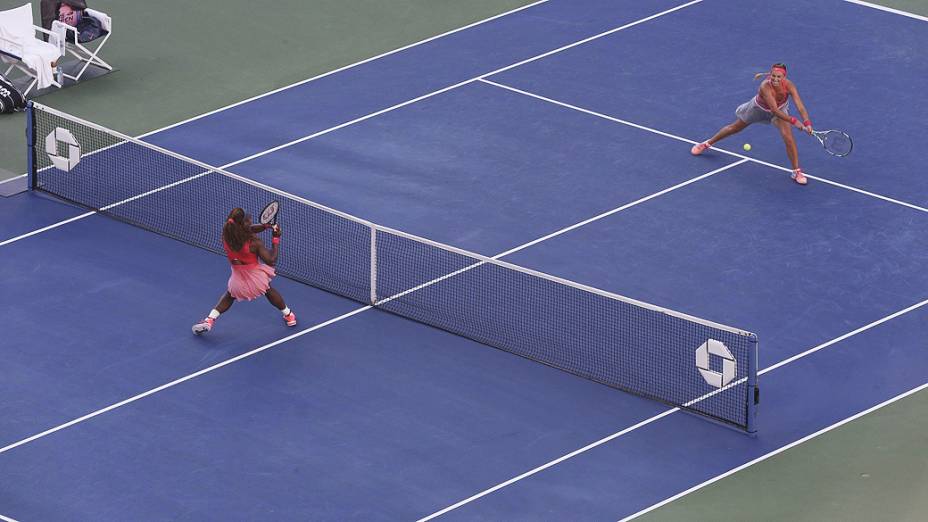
[2,0,927,519]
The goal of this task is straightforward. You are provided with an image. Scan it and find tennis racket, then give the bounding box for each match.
[259,200,280,232]
[811,129,853,157]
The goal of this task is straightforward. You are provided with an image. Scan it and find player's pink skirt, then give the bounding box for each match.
[227,263,276,300]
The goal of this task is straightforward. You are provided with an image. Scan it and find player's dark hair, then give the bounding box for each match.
[223,207,252,252]
[772,62,787,71]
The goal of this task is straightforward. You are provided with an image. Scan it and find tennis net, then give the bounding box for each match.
[27,102,759,432]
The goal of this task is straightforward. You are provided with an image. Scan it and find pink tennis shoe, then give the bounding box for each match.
[283,312,297,327]
[791,169,808,185]
[690,141,711,155]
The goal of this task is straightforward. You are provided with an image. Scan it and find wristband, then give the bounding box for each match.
[803,119,812,127]
[789,116,797,125]
[272,237,280,245]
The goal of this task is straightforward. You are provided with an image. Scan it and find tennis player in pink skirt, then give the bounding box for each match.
[192,208,296,334]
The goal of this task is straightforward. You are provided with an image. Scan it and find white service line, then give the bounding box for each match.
[842,0,928,22]
[0,514,21,522]
[620,381,928,521]
[493,159,747,259]
[479,78,928,215]
[0,156,745,455]
[143,0,703,143]
[417,295,928,520]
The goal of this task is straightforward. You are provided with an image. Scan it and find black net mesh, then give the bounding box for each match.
[29,103,758,432]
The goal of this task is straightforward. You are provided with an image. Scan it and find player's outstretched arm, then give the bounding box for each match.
[788,82,812,133]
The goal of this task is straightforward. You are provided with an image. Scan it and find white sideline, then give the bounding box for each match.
[479,78,928,215]
[620,381,928,521]
[0,306,374,456]
[417,296,928,520]
[0,173,26,184]
[134,1,553,140]
[0,514,21,522]
[842,0,928,22]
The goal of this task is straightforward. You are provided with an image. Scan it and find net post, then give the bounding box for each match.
[746,333,759,434]
[369,226,377,305]
[26,100,37,190]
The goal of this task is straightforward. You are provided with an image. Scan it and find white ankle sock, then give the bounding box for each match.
[281,307,291,316]
[208,309,220,319]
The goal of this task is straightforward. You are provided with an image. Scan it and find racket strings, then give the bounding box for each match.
[260,201,280,224]
[822,132,852,156]
[814,130,853,157]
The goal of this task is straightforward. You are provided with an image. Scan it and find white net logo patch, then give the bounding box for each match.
[696,339,736,388]
[46,128,81,172]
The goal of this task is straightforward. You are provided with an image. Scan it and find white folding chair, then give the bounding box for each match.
[52,7,112,83]
[0,4,63,95]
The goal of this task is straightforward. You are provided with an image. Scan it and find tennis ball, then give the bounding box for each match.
[743,143,752,151]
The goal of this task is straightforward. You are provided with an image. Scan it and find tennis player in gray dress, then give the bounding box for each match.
[691,63,814,185]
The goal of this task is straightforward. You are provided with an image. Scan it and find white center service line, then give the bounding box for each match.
[0,210,96,248]
[418,296,928,521]
[478,78,928,215]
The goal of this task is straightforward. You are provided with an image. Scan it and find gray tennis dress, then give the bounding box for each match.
[736,97,789,125]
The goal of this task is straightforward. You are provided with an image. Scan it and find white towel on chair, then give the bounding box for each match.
[18,38,59,89]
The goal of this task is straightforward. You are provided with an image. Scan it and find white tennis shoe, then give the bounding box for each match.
[192,317,215,335]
